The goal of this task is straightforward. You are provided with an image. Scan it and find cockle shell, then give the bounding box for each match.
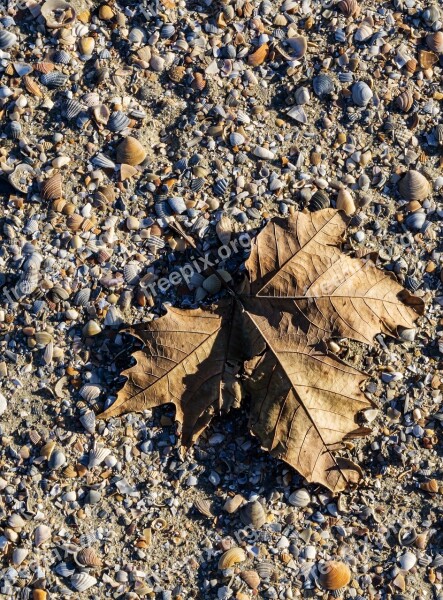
[256,561,274,579]
[395,90,413,113]
[241,570,260,590]
[426,32,443,53]
[338,0,359,17]
[64,98,84,119]
[313,74,334,98]
[34,524,52,547]
[218,547,246,570]
[80,410,96,433]
[41,0,76,28]
[352,81,373,107]
[230,132,245,146]
[41,173,62,200]
[92,153,116,169]
[66,214,84,231]
[116,136,147,165]
[41,71,68,88]
[71,573,97,592]
[318,561,351,591]
[88,445,111,468]
[108,111,130,132]
[398,170,430,201]
[194,498,214,518]
[354,22,373,42]
[75,547,102,568]
[240,501,266,528]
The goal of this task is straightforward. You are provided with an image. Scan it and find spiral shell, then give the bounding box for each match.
[398,170,430,201]
[318,561,351,591]
[116,136,147,165]
[41,173,62,201]
[352,81,373,107]
[426,32,443,53]
[395,90,413,113]
[218,547,246,570]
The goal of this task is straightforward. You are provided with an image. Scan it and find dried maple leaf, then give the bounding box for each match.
[99,209,424,492]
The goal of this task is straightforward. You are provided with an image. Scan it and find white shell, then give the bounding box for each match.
[288,488,311,507]
[0,392,7,416]
[354,23,373,42]
[253,146,275,160]
[399,551,417,571]
[12,547,29,566]
[352,81,373,107]
[88,445,111,468]
[80,410,96,433]
[80,384,101,402]
[295,86,310,105]
[287,105,307,123]
[71,573,97,592]
[230,132,245,146]
[104,305,124,327]
[34,524,52,547]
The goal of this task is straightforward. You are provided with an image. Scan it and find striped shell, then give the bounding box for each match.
[194,498,214,518]
[0,30,17,49]
[23,76,43,97]
[168,196,187,214]
[318,561,351,591]
[74,288,91,306]
[92,153,116,169]
[313,74,334,98]
[240,501,266,528]
[398,170,430,201]
[426,32,443,53]
[256,561,274,579]
[214,178,229,196]
[6,121,22,139]
[41,173,62,200]
[240,570,260,590]
[308,190,330,212]
[338,0,359,17]
[116,136,146,165]
[395,90,413,113]
[354,22,373,42]
[218,547,246,570]
[108,111,130,132]
[352,81,373,107]
[434,124,443,145]
[41,71,68,88]
[288,488,310,507]
[64,98,84,119]
[88,445,111,468]
[75,547,102,568]
[53,49,71,64]
[71,573,97,592]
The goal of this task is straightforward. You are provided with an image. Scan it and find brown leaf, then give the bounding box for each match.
[99,209,424,492]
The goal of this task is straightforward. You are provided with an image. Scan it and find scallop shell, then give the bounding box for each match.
[34,524,52,547]
[337,0,359,17]
[395,90,413,113]
[82,92,100,107]
[92,153,116,170]
[41,71,68,88]
[318,561,351,591]
[88,445,111,468]
[241,501,266,528]
[123,262,141,285]
[313,74,334,98]
[247,43,269,66]
[398,170,430,201]
[75,547,102,568]
[108,111,130,132]
[336,188,356,215]
[41,0,76,28]
[0,30,17,49]
[426,32,443,53]
[352,81,373,107]
[53,49,71,65]
[71,573,97,592]
[41,173,62,200]
[288,488,311,507]
[116,136,147,166]
[218,547,246,570]
[74,288,91,306]
[240,570,260,590]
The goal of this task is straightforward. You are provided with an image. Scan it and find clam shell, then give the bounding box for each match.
[40,71,68,88]
[194,498,214,518]
[288,488,311,507]
[79,410,96,433]
[71,573,97,592]
[256,561,274,579]
[240,570,260,590]
[240,500,266,528]
[426,32,443,53]
[116,136,147,166]
[83,320,101,336]
[74,288,91,306]
[338,0,359,17]
[75,547,102,568]
[216,216,232,245]
[41,173,62,200]
[218,547,246,570]
[318,561,351,591]
[128,27,146,44]
[253,146,275,160]
[308,190,330,212]
[279,35,307,60]
[247,43,269,66]
[399,551,417,571]
[405,211,426,231]
[354,22,373,42]
[0,30,17,49]
[41,0,76,28]
[66,214,84,231]
[398,170,430,201]
[395,90,413,113]
[108,111,130,132]
[78,36,95,56]
[352,81,373,107]
[313,74,334,98]
[6,121,22,140]
[34,524,52,547]
[8,513,26,528]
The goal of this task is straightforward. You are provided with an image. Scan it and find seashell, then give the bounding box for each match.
[82,92,100,107]
[169,65,186,83]
[74,288,91,306]
[420,479,438,493]
[49,449,66,469]
[318,561,351,591]
[279,35,307,60]
[129,27,146,44]
[12,547,29,566]
[399,551,417,571]
[23,76,43,97]
[75,547,102,568]
[287,105,307,124]
[66,214,84,231]
[241,570,260,590]
[193,72,206,91]
[55,561,75,577]
[108,111,130,132]
[8,513,26,528]
[161,23,175,39]
[190,177,205,192]
[116,136,147,166]
[34,524,51,547]
[216,216,232,246]
[354,22,373,42]
[405,211,426,231]
[256,561,274,579]
[88,445,111,468]
[398,170,430,201]
[352,81,373,107]
[80,410,96,433]
[40,441,56,459]
[288,488,311,507]
[230,132,245,146]
[123,262,141,285]
[336,188,356,215]
[404,275,420,292]
[41,0,76,28]
[395,90,413,113]
[253,146,275,160]
[248,43,269,67]
[64,98,83,120]
[241,500,266,528]
[95,184,115,205]
[53,49,71,65]
[338,0,359,17]
[78,36,95,56]
[6,121,22,140]
[71,573,97,592]
[426,32,443,53]
[214,178,229,196]
[41,71,68,88]
[9,163,35,193]
[99,4,114,19]
[83,320,101,336]
[41,173,62,200]
[194,498,214,518]
[434,124,443,145]
[154,200,172,218]
[415,532,428,550]
[80,384,101,402]
[218,547,246,570]
[313,74,334,98]
[168,196,187,214]
[92,153,116,170]
[309,190,330,212]
[104,306,123,327]
[237,110,251,124]
[295,86,310,105]
[0,30,17,49]
[419,49,438,69]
